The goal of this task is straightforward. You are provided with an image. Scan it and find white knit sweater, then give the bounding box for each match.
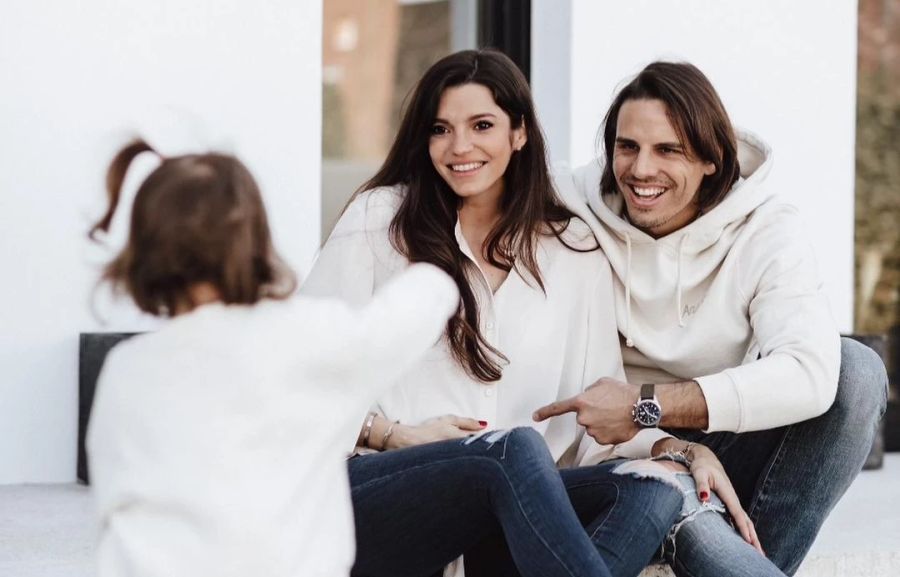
[87,264,458,577]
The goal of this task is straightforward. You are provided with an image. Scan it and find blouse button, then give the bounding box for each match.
[484,387,495,398]
[486,322,495,330]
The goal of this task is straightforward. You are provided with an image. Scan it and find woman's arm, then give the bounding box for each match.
[357,413,486,451]
[651,437,762,554]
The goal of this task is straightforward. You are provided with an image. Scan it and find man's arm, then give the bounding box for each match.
[657,380,709,429]
[694,208,840,432]
[533,377,708,445]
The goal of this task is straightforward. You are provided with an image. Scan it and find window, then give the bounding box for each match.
[320,0,530,241]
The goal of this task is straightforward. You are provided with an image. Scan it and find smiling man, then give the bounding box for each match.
[545,61,888,575]
[612,98,716,237]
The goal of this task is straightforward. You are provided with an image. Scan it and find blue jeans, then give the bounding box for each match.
[669,337,888,576]
[348,427,613,577]
[464,460,684,577]
[659,471,786,577]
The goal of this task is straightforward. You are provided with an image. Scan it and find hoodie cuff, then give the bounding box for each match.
[695,372,742,432]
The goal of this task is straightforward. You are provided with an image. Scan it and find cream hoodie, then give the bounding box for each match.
[556,130,840,433]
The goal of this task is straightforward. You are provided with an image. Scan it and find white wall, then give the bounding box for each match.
[533,0,857,332]
[0,0,322,483]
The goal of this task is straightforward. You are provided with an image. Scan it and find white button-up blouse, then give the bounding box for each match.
[301,186,669,465]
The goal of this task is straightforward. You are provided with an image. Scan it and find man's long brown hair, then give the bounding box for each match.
[354,49,585,382]
[89,139,295,316]
[599,61,741,213]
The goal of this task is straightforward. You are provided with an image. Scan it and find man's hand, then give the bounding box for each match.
[533,377,640,445]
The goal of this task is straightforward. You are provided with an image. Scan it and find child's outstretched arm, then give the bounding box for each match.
[315,263,458,394]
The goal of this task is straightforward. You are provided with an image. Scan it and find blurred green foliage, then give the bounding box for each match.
[855,72,900,332]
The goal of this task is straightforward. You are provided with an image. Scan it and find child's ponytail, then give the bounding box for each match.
[90,138,296,316]
[89,139,158,240]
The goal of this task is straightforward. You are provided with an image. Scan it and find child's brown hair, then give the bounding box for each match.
[89,139,296,315]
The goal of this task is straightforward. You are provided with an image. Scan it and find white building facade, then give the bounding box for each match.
[0,0,856,483]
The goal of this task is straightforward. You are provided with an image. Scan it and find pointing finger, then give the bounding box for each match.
[533,397,579,422]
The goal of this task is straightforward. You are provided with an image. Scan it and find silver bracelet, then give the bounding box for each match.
[680,442,697,467]
[361,412,377,448]
[381,420,399,450]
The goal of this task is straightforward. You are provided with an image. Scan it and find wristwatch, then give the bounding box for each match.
[632,383,662,428]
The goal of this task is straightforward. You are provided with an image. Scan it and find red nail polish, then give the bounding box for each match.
[478,420,488,427]
[699,491,709,501]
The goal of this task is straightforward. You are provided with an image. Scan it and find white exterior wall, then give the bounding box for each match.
[0,1,322,483]
[0,0,859,484]
[533,0,857,333]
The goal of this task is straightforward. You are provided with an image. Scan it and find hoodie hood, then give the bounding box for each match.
[558,130,840,434]
[569,129,775,348]
[582,129,773,251]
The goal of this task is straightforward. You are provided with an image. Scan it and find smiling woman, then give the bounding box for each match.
[300,49,689,577]
[340,48,577,382]
[429,83,526,206]
[428,82,527,290]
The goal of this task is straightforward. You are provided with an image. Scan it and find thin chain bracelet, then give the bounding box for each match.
[381,420,399,450]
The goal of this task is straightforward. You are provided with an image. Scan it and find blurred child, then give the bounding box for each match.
[86,139,457,577]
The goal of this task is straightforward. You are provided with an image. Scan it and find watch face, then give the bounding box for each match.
[634,400,661,426]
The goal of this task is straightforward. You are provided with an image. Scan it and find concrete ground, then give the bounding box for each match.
[2,455,899,577]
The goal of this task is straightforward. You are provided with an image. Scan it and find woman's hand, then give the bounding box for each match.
[386,414,487,450]
[688,443,764,556]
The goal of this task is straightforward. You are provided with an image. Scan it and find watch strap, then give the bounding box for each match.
[640,383,655,400]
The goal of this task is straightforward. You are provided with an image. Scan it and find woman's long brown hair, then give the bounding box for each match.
[354,49,589,382]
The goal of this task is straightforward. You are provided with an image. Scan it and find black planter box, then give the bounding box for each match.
[77,332,139,484]
[76,332,896,481]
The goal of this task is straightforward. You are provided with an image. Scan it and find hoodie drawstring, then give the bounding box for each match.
[624,233,634,347]
[624,232,688,344]
[676,233,688,327]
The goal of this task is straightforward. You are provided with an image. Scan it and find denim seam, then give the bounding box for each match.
[573,481,619,542]
[494,458,586,577]
[746,424,792,524]
[579,477,674,558]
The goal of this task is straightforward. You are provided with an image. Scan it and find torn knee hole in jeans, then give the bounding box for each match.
[611,459,727,562]
[462,429,512,458]
[610,459,685,491]
[665,497,727,556]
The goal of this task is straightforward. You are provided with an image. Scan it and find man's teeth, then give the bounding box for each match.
[632,186,666,198]
[451,162,485,172]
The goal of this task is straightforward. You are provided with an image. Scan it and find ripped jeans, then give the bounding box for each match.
[347,427,614,577]
[464,458,684,577]
[666,337,888,575]
[613,459,786,577]
[465,457,784,577]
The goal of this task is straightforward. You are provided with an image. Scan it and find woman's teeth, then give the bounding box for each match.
[451,162,485,172]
